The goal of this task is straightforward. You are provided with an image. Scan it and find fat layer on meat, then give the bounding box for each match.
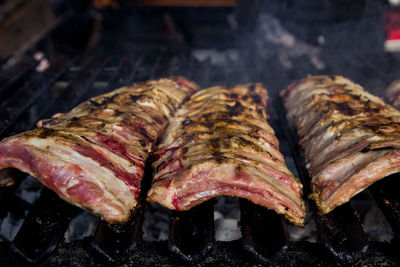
[281,75,400,214]
[148,84,306,226]
[0,77,199,223]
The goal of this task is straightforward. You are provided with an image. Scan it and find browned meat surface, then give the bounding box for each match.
[0,77,199,223]
[386,79,400,108]
[147,84,306,226]
[282,75,400,214]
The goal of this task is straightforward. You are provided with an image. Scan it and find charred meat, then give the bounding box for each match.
[148,84,306,226]
[0,77,199,223]
[282,75,400,214]
[386,79,400,108]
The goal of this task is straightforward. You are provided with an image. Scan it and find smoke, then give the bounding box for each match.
[254,13,325,70]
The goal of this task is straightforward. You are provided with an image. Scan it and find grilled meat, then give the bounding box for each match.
[0,77,199,223]
[386,79,400,108]
[282,75,400,214]
[147,84,306,226]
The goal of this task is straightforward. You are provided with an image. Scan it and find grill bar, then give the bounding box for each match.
[93,211,142,261]
[169,200,215,261]
[315,204,369,258]
[39,56,111,116]
[11,189,80,263]
[370,174,400,239]
[0,181,38,241]
[0,55,37,95]
[0,57,71,138]
[240,199,288,260]
[108,57,140,88]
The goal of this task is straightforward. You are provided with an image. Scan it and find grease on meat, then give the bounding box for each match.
[148,84,306,226]
[282,75,400,214]
[0,77,199,223]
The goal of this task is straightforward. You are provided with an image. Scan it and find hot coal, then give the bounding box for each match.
[0,176,42,241]
[142,203,170,241]
[214,197,241,241]
[64,211,99,242]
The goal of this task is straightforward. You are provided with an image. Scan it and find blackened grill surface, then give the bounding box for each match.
[0,2,400,266]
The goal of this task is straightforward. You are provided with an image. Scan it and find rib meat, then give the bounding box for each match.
[147,84,306,226]
[282,75,400,214]
[0,77,199,223]
[386,79,400,108]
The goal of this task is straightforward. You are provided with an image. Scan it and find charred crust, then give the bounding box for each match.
[182,117,191,125]
[37,128,56,138]
[212,152,225,163]
[138,127,153,142]
[67,120,82,128]
[249,84,256,91]
[257,108,264,117]
[138,139,146,147]
[208,138,219,149]
[335,102,357,116]
[114,109,123,116]
[229,93,238,99]
[250,95,262,104]
[100,94,120,105]
[89,100,102,107]
[226,101,244,116]
[129,94,141,102]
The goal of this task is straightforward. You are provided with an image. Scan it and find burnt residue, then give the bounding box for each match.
[138,139,146,147]
[137,127,153,142]
[331,102,358,117]
[181,117,191,126]
[99,94,120,105]
[257,108,264,117]
[114,109,123,116]
[229,93,238,99]
[212,151,226,163]
[20,237,400,267]
[226,101,244,116]
[37,128,56,138]
[89,100,102,107]
[67,119,83,128]
[250,95,262,104]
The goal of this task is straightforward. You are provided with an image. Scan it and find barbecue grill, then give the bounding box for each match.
[1,0,400,266]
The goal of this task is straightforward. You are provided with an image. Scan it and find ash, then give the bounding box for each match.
[287,203,317,243]
[64,211,99,242]
[142,197,242,242]
[214,196,241,241]
[0,176,42,241]
[143,203,170,241]
[351,191,394,242]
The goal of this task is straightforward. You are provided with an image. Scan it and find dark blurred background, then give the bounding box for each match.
[0,0,399,94]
